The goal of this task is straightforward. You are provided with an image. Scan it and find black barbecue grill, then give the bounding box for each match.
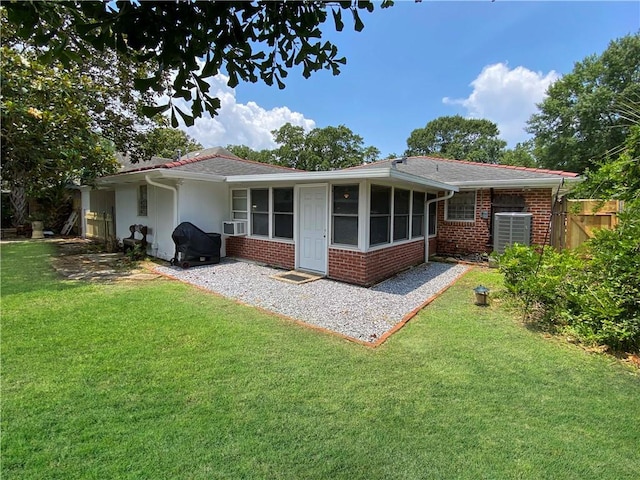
[170,222,221,268]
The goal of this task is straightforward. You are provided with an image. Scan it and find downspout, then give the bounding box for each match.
[144,175,178,253]
[425,190,455,263]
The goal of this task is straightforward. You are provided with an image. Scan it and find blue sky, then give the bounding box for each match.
[180,1,639,158]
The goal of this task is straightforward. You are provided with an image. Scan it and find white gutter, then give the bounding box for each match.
[451,177,580,189]
[226,167,458,192]
[425,190,455,263]
[145,175,178,228]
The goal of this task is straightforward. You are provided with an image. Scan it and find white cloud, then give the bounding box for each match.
[172,74,315,150]
[443,63,559,146]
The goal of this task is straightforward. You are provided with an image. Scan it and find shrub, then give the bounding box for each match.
[498,205,640,353]
[498,244,583,329]
[566,206,640,351]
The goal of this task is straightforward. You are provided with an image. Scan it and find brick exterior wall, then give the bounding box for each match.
[225,236,295,270]
[436,188,553,255]
[328,239,425,286]
[227,236,426,286]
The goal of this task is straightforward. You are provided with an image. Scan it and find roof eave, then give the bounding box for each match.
[226,167,458,191]
[451,177,582,189]
[96,168,226,185]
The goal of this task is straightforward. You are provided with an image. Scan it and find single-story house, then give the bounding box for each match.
[82,147,579,286]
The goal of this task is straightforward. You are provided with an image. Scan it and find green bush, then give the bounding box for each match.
[498,244,582,329]
[566,206,640,351]
[498,207,640,353]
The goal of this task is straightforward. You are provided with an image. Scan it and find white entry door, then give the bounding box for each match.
[298,186,327,273]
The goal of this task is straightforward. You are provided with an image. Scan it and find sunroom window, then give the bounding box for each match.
[250,188,269,236]
[427,193,437,235]
[369,185,391,246]
[393,188,410,241]
[332,184,359,246]
[411,191,425,237]
[273,187,293,239]
[446,191,476,221]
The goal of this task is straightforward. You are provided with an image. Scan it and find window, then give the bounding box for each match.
[332,184,359,246]
[412,191,425,238]
[251,189,269,236]
[273,188,293,239]
[369,185,391,246]
[393,188,410,241]
[446,191,476,221]
[138,184,148,217]
[427,193,437,235]
[231,189,248,220]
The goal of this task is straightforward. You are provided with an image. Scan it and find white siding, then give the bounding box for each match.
[177,180,228,257]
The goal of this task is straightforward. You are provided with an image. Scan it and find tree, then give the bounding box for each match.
[303,125,372,170]
[0,46,118,226]
[226,145,277,165]
[500,140,537,167]
[571,97,640,206]
[138,128,203,160]
[228,123,379,170]
[4,1,393,126]
[272,124,376,170]
[527,33,640,173]
[405,115,507,163]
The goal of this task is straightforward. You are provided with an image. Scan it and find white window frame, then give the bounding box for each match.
[393,187,410,242]
[250,188,270,237]
[272,187,294,240]
[369,184,392,247]
[231,189,248,221]
[445,190,476,222]
[331,184,359,247]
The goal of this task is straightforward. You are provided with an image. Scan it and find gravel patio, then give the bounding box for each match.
[155,259,469,344]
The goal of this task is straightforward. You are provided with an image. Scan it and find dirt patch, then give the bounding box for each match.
[50,238,161,282]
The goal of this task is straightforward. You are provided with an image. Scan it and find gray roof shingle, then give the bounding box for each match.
[117,146,296,177]
[349,156,578,184]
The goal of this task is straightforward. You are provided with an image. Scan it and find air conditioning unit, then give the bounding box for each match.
[223,220,247,236]
[493,212,532,254]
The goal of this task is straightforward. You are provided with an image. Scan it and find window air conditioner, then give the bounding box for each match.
[223,220,247,236]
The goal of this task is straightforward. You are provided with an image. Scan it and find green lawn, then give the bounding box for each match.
[2,241,639,479]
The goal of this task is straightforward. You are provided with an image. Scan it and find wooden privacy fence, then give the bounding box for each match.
[85,211,114,242]
[551,199,623,250]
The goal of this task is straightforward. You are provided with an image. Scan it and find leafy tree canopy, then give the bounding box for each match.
[500,140,537,168]
[228,123,379,171]
[4,1,393,127]
[405,115,507,163]
[571,97,640,207]
[0,43,123,226]
[137,128,203,161]
[527,33,640,173]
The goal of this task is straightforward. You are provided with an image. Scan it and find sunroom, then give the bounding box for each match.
[223,166,457,286]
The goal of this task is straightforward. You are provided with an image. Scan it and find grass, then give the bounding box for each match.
[2,241,639,479]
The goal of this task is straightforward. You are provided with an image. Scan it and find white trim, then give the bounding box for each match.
[227,167,458,192]
[295,184,329,274]
[451,177,579,188]
[425,190,455,261]
[99,169,226,185]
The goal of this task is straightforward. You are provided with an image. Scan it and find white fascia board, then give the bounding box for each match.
[451,177,581,189]
[227,167,458,192]
[156,170,226,182]
[388,169,458,192]
[96,169,226,185]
